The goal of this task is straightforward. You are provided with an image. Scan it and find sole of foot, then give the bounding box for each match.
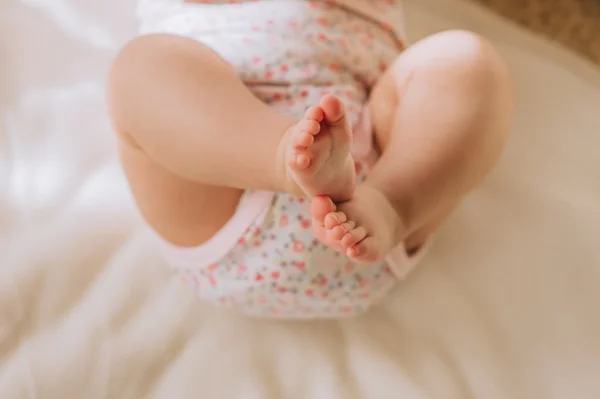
[284,94,356,202]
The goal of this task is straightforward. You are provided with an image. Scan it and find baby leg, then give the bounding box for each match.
[312,30,514,262]
[108,34,355,246]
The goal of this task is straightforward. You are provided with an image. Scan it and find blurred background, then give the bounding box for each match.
[475,0,600,64]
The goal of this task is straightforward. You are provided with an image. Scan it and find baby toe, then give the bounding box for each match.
[289,152,311,169]
[324,211,347,229]
[319,94,346,124]
[298,119,321,136]
[341,226,367,249]
[293,131,314,148]
[310,196,336,225]
[347,237,379,263]
[327,221,355,241]
[304,105,325,122]
[327,226,346,242]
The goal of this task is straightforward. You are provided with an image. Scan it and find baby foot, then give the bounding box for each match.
[285,94,356,202]
[310,185,405,263]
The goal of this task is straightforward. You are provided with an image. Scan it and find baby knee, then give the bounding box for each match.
[106,34,196,142]
[401,30,509,92]
[107,34,176,98]
[431,30,509,93]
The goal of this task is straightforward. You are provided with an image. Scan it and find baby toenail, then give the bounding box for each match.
[343,221,355,231]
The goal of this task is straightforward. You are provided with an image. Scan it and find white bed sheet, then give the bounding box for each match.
[1,0,600,397]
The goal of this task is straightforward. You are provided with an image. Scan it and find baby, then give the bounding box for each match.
[107,0,513,318]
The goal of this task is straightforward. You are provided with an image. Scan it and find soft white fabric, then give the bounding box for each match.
[1,0,600,397]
